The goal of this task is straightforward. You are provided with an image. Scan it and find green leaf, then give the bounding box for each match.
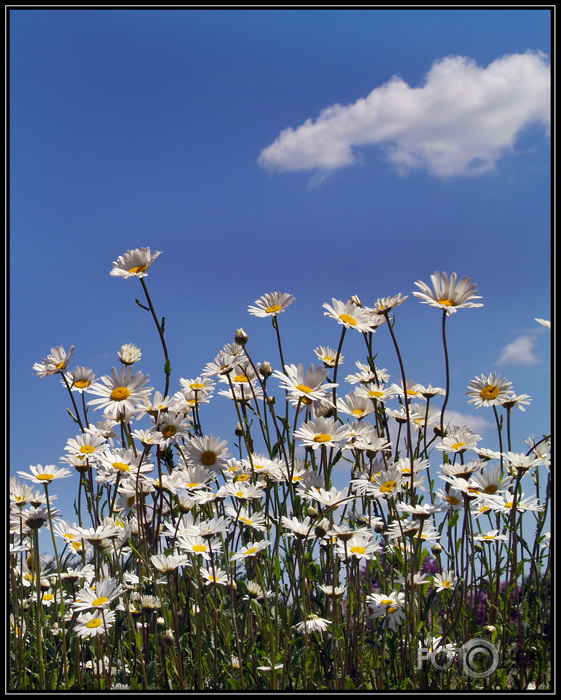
[135,298,150,311]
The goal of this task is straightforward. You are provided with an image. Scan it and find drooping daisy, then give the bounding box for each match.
[248,292,295,318]
[413,272,483,315]
[372,293,409,316]
[467,373,514,409]
[293,416,351,450]
[323,298,376,332]
[87,366,153,420]
[183,434,230,472]
[314,345,344,368]
[33,345,75,379]
[110,247,161,279]
[294,614,332,635]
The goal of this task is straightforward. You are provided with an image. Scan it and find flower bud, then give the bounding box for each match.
[235,328,248,346]
[350,295,362,308]
[259,361,273,379]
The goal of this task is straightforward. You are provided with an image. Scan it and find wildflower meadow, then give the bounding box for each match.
[9,247,551,691]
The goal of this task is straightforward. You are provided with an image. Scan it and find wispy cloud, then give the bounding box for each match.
[258,51,550,178]
[497,335,540,366]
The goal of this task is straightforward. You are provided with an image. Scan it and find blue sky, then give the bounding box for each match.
[9,8,551,532]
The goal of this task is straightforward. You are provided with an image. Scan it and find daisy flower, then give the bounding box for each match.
[391,380,426,402]
[273,363,337,405]
[293,416,351,449]
[413,272,483,315]
[372,293,408,315]
[303,485,352,510]
[177,535,223,560]
[17,464,72,485]
[435,425,482,454]
[73,577,125,612]
[33,345,75,378]
[354,383,395,403]
[220,481,265,501]
[200,567,229,586]
[63,431,110,465]
[295,614,332,635]
[225,505,268,531]
[346,361,389,385]
[483,493,544,514]
[323,298,375,331]
[435,487,464,511]
[281,515,314,540]
[248,292,295,317]
[368,591,406,632]
[63,366,98,393]
[110,247,161,279]
[183,434,230,472]
[318,584,347,597]
[501,392,532,412]
[359,467,404,500]
[74,610,116,639]
[433,570,457,592]
[230,539,271,562]
[336,392,375,420]
[87,366,153,420]
[470,464,513,495]
[150,553,190,574]
[314,345,344,367]
[473,530,508,544]
[336,533,381,561]
[501,451,542,475]
[467,373,514,408]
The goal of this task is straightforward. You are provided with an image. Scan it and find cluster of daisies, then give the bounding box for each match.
[11,248,550,669]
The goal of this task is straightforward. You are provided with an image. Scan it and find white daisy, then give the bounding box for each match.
[248,291,295,317]
[110,247,161,279]
[87,366,153,420]
[413,272,483,315]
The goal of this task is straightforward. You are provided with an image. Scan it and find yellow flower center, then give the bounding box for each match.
[36,473,55,481]
[234,374,250,383]
[86,618,103,629]
[110,386,130,401]
[505,501,514,509]
[352,409,365,416]
[387,606,398,614]
[380,480,396,493]
[406,389,418,396]
[240,517,252,525]
[128,264,147,274]
[483,535,495,539]
[193,544,208,553]
[437,298,456,307]
[112,462,130,472]
[245,547,258,555]
[201,450,217,466]
[190,382,205,390]
[480,385,500,400]
[265,304,282,314]
[482,484,498,494]
[161,425,177,438]
[369,390,385,398]
[74,379,90,389]
[92,596,109,606]
[380,599,394,605]
[441,581,452,588]
[80,445,96,454]
[43,593,54,601]
[313,434,333,443]
[295,384,313,394]
[56,361,66,370]
[446,496,460,505]
[339,313,357,326]
[451,442,467,450]
[187,482,200,489]
[350,545,366,555]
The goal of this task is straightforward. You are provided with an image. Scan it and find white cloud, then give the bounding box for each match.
[258,51,550,178]
[443,410,493,434]
[497,335,539,366]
